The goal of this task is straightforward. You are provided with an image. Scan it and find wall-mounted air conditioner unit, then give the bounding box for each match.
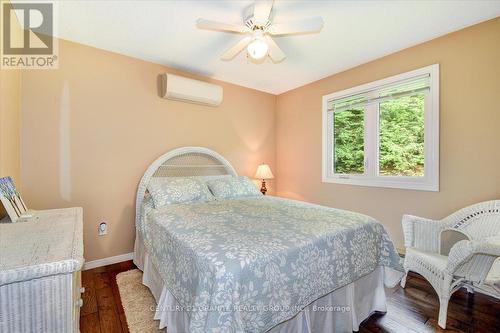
[160,73,223,107]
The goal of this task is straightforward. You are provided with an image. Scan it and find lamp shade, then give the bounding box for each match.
[255,164,274,180]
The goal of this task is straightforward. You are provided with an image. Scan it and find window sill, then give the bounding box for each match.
[322,176,439,192]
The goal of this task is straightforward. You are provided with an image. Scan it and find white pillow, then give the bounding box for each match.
[206,176,261,200]
[147,177,214,207]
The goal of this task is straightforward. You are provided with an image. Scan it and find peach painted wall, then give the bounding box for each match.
[0,0,22,187]
[0,68,22,220]
[275,18,500,250]
[0,69,21,184]
[21,39,276,261]
[0,1,22,219]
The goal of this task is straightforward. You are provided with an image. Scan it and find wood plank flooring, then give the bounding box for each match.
[80,260,500,333]
[80,261,135,333]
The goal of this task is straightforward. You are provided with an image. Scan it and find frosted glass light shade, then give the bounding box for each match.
[247,38,268,60]
[255,164,274,180]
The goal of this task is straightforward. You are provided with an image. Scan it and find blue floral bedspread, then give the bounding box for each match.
[143,196,403,333]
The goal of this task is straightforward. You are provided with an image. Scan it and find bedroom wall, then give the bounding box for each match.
[20,39,276,261]
[0,2,22,219]
[0,68,22,220]
[0,69,21,184]
[275,17,500,251]
[0,0,22,185]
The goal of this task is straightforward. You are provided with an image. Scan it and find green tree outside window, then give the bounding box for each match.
[333,94,424,177]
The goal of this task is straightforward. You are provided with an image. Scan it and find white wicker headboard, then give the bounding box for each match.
[135,146,237,226]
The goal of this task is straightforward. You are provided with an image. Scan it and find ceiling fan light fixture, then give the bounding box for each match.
[197,0,324,63]
[247,33,268,60]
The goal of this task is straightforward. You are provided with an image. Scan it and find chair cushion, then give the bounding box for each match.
[406,247,448,272]
[485,258,500,293]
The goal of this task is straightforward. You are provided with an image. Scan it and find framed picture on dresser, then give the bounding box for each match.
[0,176,27,222]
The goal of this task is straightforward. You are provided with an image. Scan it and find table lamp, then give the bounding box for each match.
[255,163,274,195]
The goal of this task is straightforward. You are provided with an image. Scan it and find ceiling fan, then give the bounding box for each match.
[196,0,324,63]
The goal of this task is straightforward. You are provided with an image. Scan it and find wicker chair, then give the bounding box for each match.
[401,200,500,329]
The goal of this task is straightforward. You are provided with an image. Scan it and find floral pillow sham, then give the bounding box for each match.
[147,177,214,207]
[206,176,261,200]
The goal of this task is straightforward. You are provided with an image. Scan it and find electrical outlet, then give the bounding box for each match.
[98,222,107,236]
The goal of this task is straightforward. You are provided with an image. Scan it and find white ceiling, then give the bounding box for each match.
[56,1,500,94]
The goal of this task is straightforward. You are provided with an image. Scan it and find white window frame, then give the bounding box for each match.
[322,64,439,191]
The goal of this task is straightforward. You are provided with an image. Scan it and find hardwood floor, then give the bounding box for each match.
[80,260,500,333]
[80,261,135,333]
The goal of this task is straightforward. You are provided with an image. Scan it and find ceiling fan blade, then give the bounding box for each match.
[196,18,249,33]
[221,36,252,60]
[253,0,274,26]
[267,17,324,36]
[265,35,286,63]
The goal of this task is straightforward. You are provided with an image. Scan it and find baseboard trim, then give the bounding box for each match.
[83,252,134,270]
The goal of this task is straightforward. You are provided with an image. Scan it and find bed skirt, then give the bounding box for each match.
[134,235,391,333]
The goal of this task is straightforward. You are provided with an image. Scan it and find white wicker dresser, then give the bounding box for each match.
[0,208,84,333]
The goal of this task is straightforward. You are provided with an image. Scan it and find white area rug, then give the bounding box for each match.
[116,269,166,333]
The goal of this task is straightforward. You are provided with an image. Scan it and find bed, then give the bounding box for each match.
[133,147,403,333]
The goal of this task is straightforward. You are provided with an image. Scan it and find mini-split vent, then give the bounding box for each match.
[160,74,223,107]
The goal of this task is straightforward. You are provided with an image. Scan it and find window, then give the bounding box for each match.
[322,64,439,191]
